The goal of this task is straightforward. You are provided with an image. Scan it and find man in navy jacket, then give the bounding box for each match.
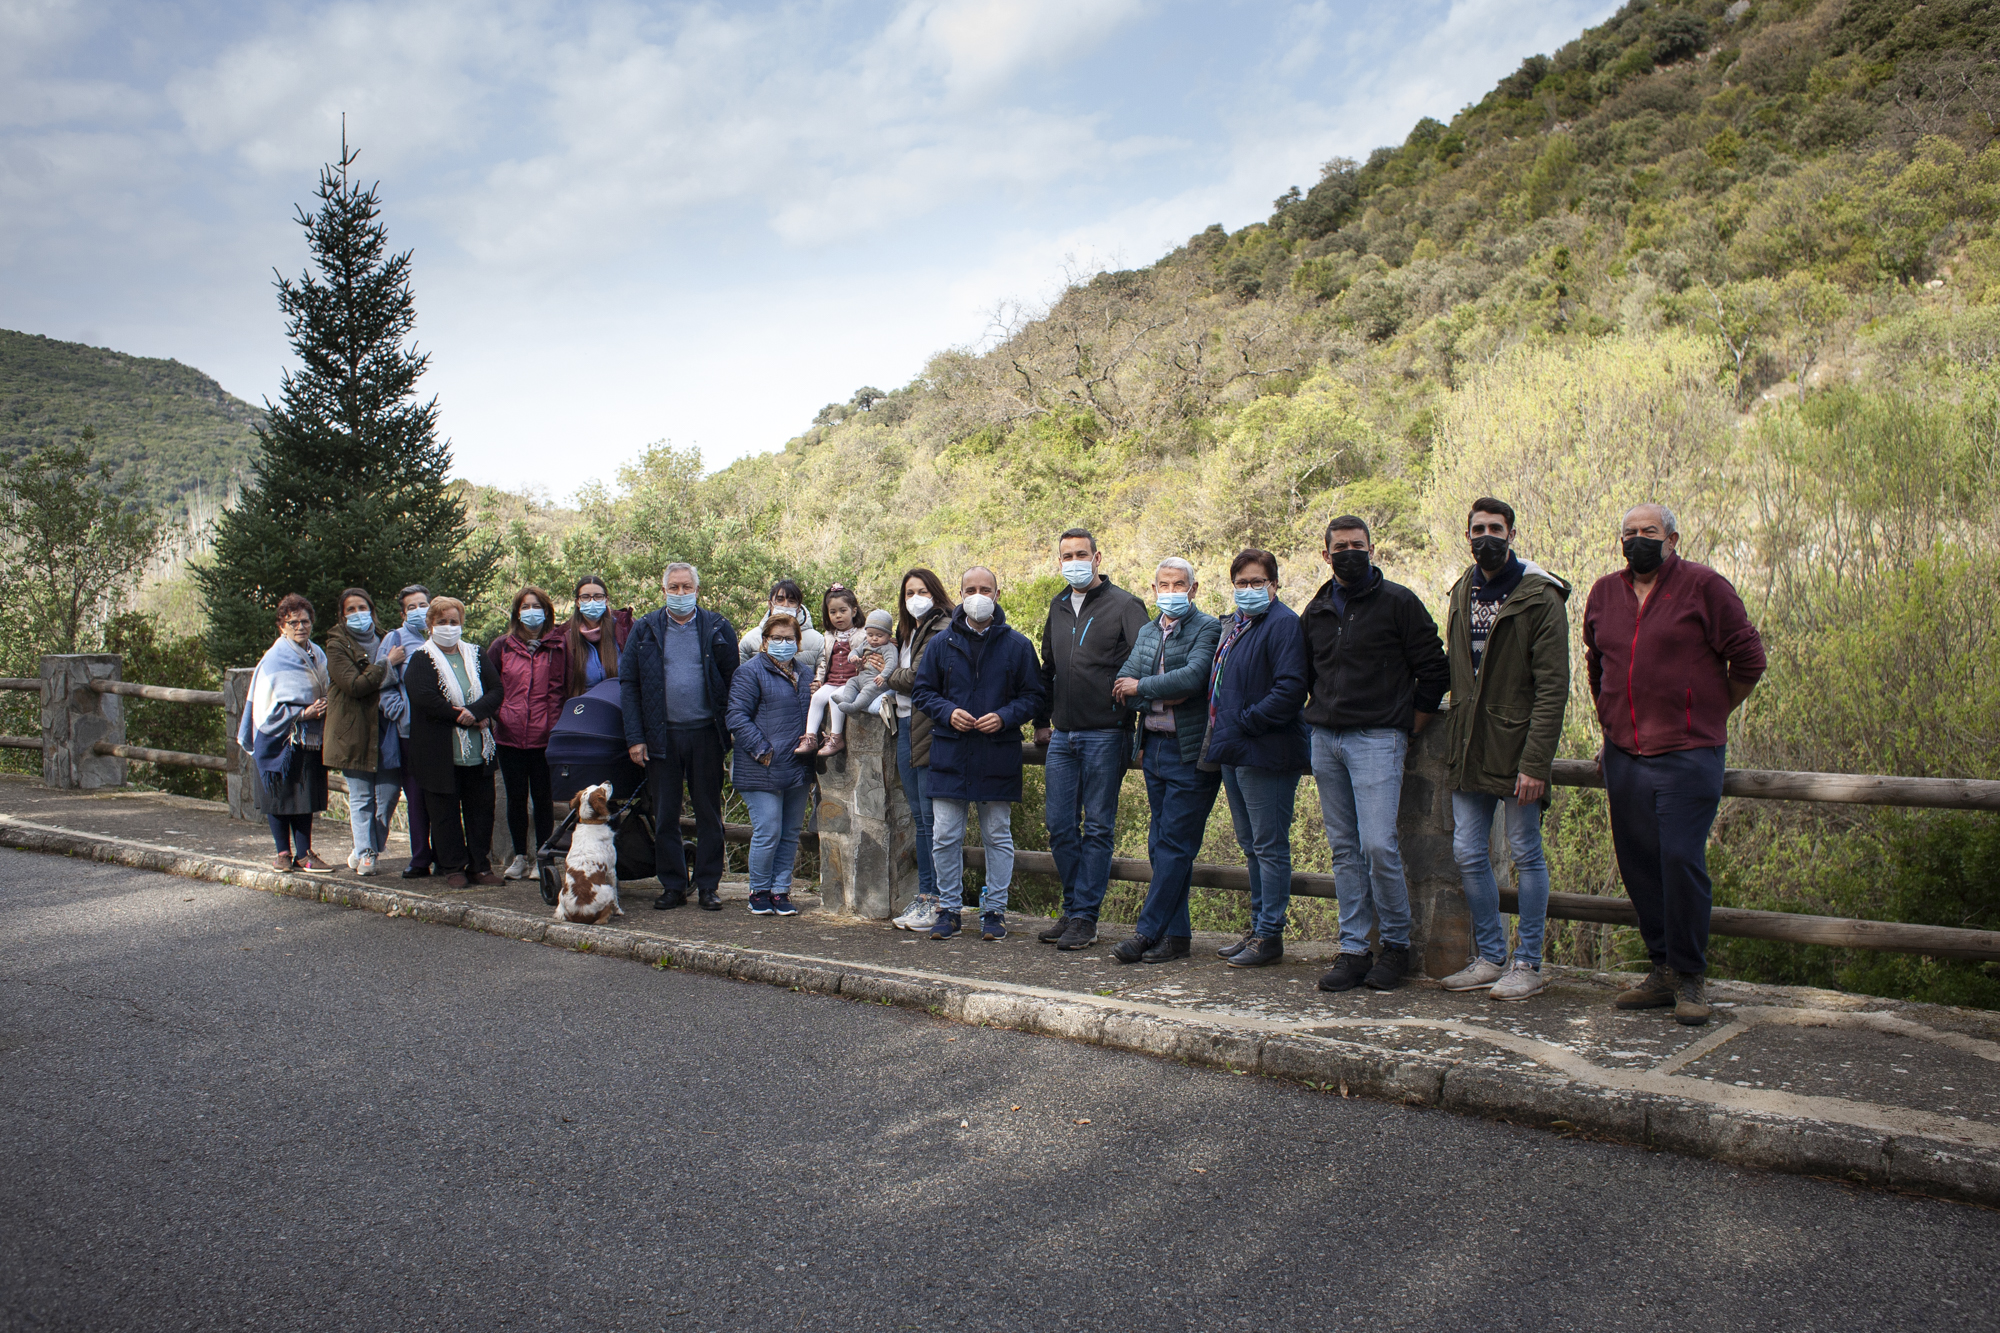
[911,566,1045,943]
[620,562,740,911]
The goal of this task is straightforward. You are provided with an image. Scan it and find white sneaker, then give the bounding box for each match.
[356,851,378,877]
[1489,959,1550,1002]
[893,895,939,930]
[503,854,532,881]
[346,849,361,871]
[1441,957,1504,991]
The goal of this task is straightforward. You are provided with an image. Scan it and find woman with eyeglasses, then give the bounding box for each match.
[1201,548,1310,970]
[561,574,633,699]
[239,593,335,872]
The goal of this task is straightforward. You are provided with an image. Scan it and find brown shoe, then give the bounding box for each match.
[444,872,470,889]
[818,734,846,756]
[272,853,296,872]
[293,851,336,873]
[793,735,820,756]
[1673,971,1713,1026]
[471,871,503,886]
[1614,963,1676,1009]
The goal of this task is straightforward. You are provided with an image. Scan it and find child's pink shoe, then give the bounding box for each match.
[818,734,847,757]
[793,734,821,756]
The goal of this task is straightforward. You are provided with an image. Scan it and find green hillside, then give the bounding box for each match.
[0,328,263,516]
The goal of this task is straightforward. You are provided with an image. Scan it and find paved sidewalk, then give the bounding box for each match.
[3,774,1996,1203]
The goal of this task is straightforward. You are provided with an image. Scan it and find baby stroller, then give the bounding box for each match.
[537,680,661,906]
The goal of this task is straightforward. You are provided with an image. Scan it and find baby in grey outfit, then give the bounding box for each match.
[837,609,896,720]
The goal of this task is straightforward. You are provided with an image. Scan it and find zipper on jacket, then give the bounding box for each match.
[1626,580,1646,752]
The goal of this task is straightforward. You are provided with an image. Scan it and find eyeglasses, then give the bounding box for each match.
[1231,577,1272,590]
[281,617,312,629]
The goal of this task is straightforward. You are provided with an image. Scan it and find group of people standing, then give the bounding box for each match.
[238,493,1764,1027]
[239,575,634,889]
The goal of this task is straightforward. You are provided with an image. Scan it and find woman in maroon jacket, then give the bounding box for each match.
[490,586,568,880]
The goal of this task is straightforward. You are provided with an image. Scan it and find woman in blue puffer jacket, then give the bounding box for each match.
[725,611,814,917]
[1203,547,1310,970]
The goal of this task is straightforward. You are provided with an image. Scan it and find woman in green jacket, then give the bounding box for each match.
[324,587,408,877]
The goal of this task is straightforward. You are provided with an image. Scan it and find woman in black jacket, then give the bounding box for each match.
[405,597,504,888]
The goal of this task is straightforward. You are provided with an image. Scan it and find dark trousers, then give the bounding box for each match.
[267,813,315,858]
[1133,730,1223,942]
[649,727,726,895]
[497,744,553,856]
[399,764,434,871]
[424,764,497,876]
[1603,743,1726,975]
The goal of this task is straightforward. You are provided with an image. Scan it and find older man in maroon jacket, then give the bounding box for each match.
[1583,503,1765,1026]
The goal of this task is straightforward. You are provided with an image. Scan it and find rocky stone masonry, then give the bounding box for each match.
[811,711,916,919]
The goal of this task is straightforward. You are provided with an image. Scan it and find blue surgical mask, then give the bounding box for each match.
[664,592,697,617]
[767,640,798,663]
[345,612,374,634]
[403,609,428,635]
[520,608,546,630]
[1061,560,1094,589]
[1156,591,1190,618]
[578,599,607,621]
[1233,587,1271,615]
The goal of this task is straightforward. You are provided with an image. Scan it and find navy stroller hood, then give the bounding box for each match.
[548,680,627,765]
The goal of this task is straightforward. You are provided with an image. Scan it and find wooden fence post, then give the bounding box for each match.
[224,667,254,819]
[40,654,125,790]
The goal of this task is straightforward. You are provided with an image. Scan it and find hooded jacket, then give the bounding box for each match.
[739,606,825,678]
[1036,576,1152,733]
[323,620,391,773]
[1442,557,1572,795]
[1300,567,1449,734]
[911,604,1046,803]
[1583,551,1765,756]
[1202,599,1310,773]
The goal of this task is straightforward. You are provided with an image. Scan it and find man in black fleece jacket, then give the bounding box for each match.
[1034,527,1151,951]
[1301,515,1449,994]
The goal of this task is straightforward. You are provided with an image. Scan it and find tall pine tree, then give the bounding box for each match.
[199,136,495,668]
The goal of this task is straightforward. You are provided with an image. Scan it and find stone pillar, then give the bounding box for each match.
[1397,710,1472,978]
[41,654,125,790]
[813,711,915,918]
[224,667,254,818]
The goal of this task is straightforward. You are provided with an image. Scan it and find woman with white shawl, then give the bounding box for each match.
[237,593,335,872]
[404,596,504,888]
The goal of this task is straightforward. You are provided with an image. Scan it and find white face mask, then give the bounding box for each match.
[905,595,934,619]
[431,624,463,649]
[961,593,995,623]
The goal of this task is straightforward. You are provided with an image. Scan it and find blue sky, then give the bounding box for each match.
[1,0,1617,492]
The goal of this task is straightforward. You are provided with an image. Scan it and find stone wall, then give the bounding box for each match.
[812,712,916,919]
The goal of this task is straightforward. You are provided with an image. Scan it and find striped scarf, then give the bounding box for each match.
[1206,610,1254,732]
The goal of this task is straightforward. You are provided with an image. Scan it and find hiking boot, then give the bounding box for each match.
[1216,934,1254,959]
[1614,964,1676,1010]
[1364,945,1410,991]
[980,912,1007,941]
[1112,935,1153,964]
[1317,951,1374,992]
[1673,971,1712,1026]
[818,735,846,757]
[1038,916,1073,944]
[503,854,532,880]
[771,893,799,917]
[1055,917,1099,951]
[1489,960,1549,1002]
[1143,936,1192,964]
[1441,957,1504,992]
[930,911,962,940]
[1227,936,1284,968]
[893,895,939,931]
[748,891,777,915]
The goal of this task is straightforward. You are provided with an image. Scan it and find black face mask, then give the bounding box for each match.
[1623,536,1666,575]
[1329,549,1372,584]
[1470,535,1511,574]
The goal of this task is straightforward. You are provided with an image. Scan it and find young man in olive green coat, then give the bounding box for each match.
[1439,497,1571,1001]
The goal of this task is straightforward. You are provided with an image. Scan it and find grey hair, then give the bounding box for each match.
[662,562,700,589]
[1154,557,1196,584]
[1625,504,1679,536]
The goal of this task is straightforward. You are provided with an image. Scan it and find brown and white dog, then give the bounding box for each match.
[555,782,624,924]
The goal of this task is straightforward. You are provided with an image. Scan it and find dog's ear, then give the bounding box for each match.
[569,792,585,815]
[589,788,609,819]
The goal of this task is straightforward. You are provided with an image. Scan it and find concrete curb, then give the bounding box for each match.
[7,816,1996,1206]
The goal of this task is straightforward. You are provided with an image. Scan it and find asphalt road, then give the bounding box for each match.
[3,850,1996,1333]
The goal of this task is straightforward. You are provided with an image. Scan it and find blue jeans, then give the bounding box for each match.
[1602,744,1726,975]
[1452,789,1550,968]
[1221,765,1299,939]
[1134,731,1222,942]
[742,785,811,896]
[342,768,402,856]
[932,799,1014,914]
[1043,727,1126,922]
[896,722,937,897]
[1311,726,1412,955]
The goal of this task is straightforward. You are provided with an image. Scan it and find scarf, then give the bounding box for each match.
[1207,610,1255,732]
[239,636,329,792]
[421,638,497,764]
